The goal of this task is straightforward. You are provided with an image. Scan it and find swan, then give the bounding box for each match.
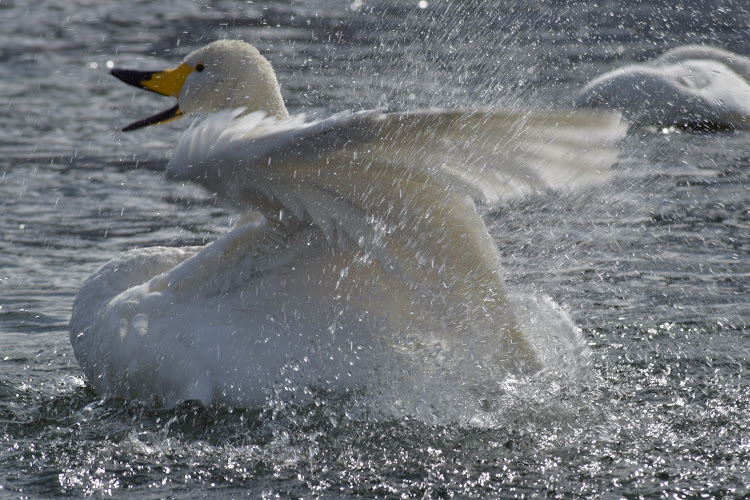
[576,45,750,129]
[69,40,625,408]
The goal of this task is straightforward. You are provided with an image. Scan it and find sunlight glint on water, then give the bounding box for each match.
[0,0,749,497]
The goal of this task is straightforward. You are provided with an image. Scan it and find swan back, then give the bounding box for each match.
[576,46,750,128]
[655,45,750,79]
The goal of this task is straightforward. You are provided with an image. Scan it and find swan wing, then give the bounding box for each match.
[361,109,625,202]
[165,106,625,316]
[168,107,625,205]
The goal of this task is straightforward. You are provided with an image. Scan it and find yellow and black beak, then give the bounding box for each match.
[111,62,193,131]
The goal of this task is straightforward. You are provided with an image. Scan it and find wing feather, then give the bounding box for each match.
[166,107,624,283]
[168,106,624,207]
[365,109,626,201]
[164,107,623,360]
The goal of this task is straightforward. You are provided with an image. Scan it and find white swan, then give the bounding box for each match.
[70,40,625,408]
[576,45,750,129]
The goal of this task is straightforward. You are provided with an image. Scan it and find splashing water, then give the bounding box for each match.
[2,0,750,497]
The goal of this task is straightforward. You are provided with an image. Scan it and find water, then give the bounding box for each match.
[2,0,749,496]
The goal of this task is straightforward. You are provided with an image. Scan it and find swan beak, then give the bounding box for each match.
[111,62,194,131]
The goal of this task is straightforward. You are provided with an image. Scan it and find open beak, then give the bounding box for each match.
[111,62,194,131]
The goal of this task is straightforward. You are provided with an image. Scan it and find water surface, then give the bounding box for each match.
[1,0,749,497]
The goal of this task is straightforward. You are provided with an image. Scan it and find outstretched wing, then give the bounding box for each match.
[359,109,625,202]
[166,107,624,357]
[168,107,624,205]
[166,107,624,283]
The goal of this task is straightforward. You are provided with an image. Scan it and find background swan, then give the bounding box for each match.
[575,45,750,129]
[69,40,625,408]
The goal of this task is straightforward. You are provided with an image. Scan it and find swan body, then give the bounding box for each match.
[71,40,625,407]
[576,45,750,129]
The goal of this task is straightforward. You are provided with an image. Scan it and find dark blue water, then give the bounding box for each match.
[2,0,749,497]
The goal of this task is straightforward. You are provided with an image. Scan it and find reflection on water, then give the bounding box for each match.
[1,0,749,497]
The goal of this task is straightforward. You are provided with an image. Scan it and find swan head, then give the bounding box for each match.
[111,40,289,131]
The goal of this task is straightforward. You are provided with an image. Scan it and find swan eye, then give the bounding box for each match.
[195,64,205,72]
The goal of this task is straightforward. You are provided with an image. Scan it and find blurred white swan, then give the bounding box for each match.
[576,45,750,129]
[70,40,625,407]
